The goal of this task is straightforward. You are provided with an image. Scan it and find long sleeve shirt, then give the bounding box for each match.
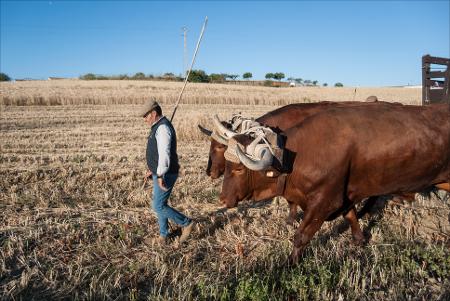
[155,122,172,176]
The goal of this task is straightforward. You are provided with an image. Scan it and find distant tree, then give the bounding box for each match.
[303,80,312,86]
[133,72,146,80]
[161,73,176,81]
[273,72,285,81]
[265,73,274,80]
[243,72,252,80]
[0,72,11,81]
[334,82,344,87]
[188,70,209,83]
[294,78,303,85]
[229,74,239,80]
[312,80,318,86]
[118,74,129,80]
[209,73,226,82]
[323,83,328,87]
[80,73,96,80]
[219,73,230,80]
[287,77,294,82]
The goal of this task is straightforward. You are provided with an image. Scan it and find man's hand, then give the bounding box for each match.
[144,170,152,181]
[142,170,152,190]
[157,177,168,192]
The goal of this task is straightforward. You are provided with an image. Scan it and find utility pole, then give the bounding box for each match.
[170,16,208,122]
[181,26,188,79]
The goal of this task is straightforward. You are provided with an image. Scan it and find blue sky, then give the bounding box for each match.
[1,0,449,86]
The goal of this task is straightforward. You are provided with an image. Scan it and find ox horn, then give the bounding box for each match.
[213,115,236,138]
[235,144,273,171]
[211,132,229,145]
[197,124,212,136]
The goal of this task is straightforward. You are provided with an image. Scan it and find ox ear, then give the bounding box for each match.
[197,124,212,136]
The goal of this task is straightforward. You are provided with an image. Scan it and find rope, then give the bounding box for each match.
[226,114,279,159]
[240,125,277,157]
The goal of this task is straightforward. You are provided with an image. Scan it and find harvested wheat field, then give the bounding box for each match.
[0,80,449,300]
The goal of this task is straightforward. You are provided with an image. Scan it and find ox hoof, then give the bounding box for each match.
[353,234,368,246]
[288,248,303,266]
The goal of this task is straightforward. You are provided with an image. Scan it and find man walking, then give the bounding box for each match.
[141,100,194,244]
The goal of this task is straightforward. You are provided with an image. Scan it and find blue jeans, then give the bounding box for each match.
[151,173,191,237]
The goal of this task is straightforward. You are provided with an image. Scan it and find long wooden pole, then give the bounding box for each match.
[170,16,208,122]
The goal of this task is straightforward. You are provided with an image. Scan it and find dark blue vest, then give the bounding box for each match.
[146,117,179,175]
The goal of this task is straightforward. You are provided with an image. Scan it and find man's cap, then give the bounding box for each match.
[139,100,160,117]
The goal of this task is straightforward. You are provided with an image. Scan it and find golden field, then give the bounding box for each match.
[0,79,421,106]
[0,80,448,300]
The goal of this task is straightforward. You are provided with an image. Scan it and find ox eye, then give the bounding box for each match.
[233,167,245,174]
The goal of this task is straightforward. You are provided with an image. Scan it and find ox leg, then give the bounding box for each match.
[286,201,297,226]
[343,208,366,245]
[356,196,378,219]
[290,209,326,265]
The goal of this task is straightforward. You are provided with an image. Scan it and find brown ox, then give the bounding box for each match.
[200,101,402,179]
[199,101,406,224]
[218,103,450,264]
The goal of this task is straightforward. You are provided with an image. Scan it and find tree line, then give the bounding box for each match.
[78,72,181,81]
[0,71,344,87]
[79,71,344,87]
